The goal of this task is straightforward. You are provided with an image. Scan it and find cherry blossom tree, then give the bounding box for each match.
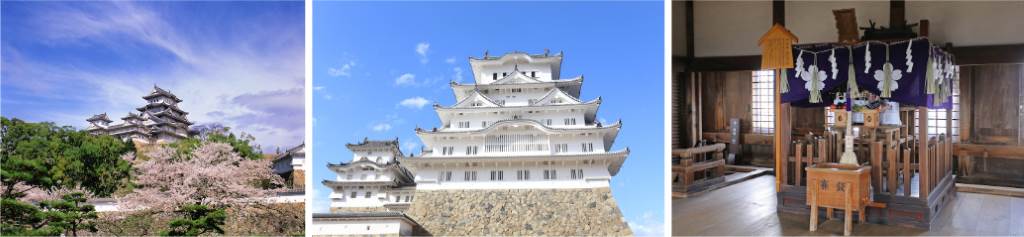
[121,142,283,211]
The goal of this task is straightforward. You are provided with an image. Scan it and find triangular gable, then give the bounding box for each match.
[532,88,582,106]
[492,70,542,85]
[452,90,502,108]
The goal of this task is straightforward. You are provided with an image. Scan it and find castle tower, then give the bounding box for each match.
[324,138,416,213]
[86,85,192,144]
[401,51,632,235]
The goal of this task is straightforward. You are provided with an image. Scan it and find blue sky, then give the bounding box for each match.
[312,1,664,236]
[1,1,304,152]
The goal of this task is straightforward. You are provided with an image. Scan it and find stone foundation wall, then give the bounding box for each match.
[292,170,305,189]
[405,188,632,236]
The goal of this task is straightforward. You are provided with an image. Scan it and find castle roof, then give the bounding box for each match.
[87,113,112,123]
[142,85,183,102]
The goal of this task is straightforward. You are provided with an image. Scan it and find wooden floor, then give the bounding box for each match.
[672,175,1024,236]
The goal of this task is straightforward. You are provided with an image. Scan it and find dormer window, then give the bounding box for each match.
[492,73,498,80]
[470,101,483,107]
[552,98,563,104]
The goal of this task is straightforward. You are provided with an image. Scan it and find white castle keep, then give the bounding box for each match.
[317,51,632,236]
[86,86,192,144]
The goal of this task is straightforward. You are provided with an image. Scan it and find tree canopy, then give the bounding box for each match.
[1,117,134,198]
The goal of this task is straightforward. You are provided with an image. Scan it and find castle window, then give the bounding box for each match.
[481,121,487,128]
[581,143,594,152]
[564,118,576,125]
[571,169,584,180]
[531,71,536,77]
[465,146,478,155]
[458,121,470,128]
[350,192,357,198]
[406,196,412,202]
[511,88,522,93]
[441,146,454,155]
[554,144,568,153]
[444,171,452,182]
[546,119,552,126]
[464,171,477,181]
[395,196,401,202]
[365,192,372,198]
[543,169,558,180]
[751,70,775,134]
[517,170,530,180]
[502,72,507,77]
[490,170,504,181]
[552,98,563,104]
[493,73,498,80]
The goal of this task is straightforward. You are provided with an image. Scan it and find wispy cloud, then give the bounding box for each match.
[395,73,416,86]
[1,2,304,152]
[371,123,392,132]
[445,57,456,64]
[452,67,464,83]
[402,141,419,154]
[327,61,355,77]
[398,97,430,109]
[415,42,430,64]
[628,211,664,237]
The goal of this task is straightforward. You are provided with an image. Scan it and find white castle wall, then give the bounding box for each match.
[413,162,612,190]
[311,219,413,236]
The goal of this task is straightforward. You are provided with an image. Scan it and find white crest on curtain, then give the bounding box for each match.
[794,50,805,79]
[905,39,914,72]
[875,62,903,97]
[864,42,872,73]
[829,48,838,80]
[804,64,827,103]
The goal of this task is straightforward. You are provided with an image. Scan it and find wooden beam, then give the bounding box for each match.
[954,144,1024,159]
[919,107,930,199]
[702,132,773,145]
[772,0,785,26]
[685,45,1024,72]
[890,0,906,28]
[686,0,695,65]
[952,44,1024,65]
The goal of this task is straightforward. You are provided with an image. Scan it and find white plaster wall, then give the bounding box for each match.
[311,219,408,236]
[424,132,606,157]
[906,1,1024,46]
[414,163,612,190]
[351,150,396,164]
[335,169,394,182]
[693,1,772,57]
[689,1,1024,57]
[441,109,587,131]
[331,187,415,208]
[476,64,554,83]
[785,1,889,45]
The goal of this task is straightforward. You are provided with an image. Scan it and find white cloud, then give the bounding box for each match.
[416,42,429,64]
[395,73,416,86]
[1,2,305,152]
[398,97,430,109]
[327,61,355,77]
[372,123,392,132]
[452,67,464,82]
[313,86,324,91]
[628,211,665,237]
[402,141,419,154]
[445,57,456,64]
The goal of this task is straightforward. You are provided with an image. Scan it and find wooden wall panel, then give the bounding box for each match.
[963,64,1023,145]
[700,71,752,133]
[791,107,826,135]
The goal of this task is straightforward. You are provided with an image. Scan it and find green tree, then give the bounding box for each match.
[1,193,98,236]
[161,204,226,236]
[172,125,262,160]
[1,117,134,198]
[38,192,99,236]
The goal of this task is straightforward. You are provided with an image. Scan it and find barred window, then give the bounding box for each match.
[915,72,960,141]
[751,70,775,134]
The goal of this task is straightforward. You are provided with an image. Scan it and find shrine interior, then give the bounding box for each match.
[670,1,1024,236]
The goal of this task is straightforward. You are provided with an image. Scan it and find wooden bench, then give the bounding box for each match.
[672,144,727,195]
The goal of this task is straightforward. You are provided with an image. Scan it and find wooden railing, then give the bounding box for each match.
[671,143,727,193]
[784,131,954,200]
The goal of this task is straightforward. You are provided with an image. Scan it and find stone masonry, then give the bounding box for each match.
[405,188,632,236]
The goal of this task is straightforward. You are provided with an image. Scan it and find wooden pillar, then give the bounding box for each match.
[918,107,930,199]
[776,69,785,191]
[870,141,883,194]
